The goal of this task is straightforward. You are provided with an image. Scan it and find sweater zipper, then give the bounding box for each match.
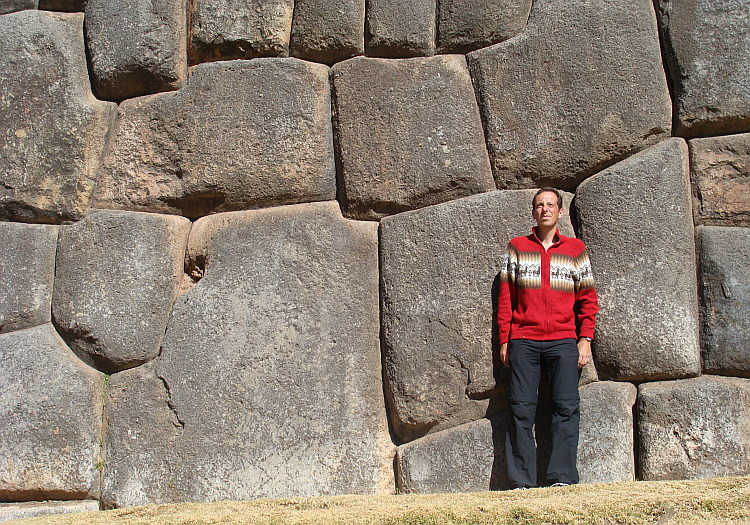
[542,244,550,337]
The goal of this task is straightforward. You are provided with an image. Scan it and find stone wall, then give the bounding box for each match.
[1,0,749,513]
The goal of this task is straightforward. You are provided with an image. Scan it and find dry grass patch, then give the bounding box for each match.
[7,476,750,525]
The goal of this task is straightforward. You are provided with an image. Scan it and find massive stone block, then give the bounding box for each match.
[332,55,494,220]
[396,381,635,492]
[467,0,671,189]
[689,133,750,226]
[0,324,104,501]
[0,11,117,224]
[188,0,294,62]
[290,0,364,65]
[84,0,187,101]
[436,0,531,54]
[575,139,701,381]
[93,58,335,219]
[380,189,574,442]
[52,210,190,374]
[0,500,99,522]
[0,0,37,14]
[366,0,435,57]
[578,381,636,484]
[102,202,394,507]
[0,222,57,334]
[656,0,750,137]
[697,226,750,377]
[638,376,750,480]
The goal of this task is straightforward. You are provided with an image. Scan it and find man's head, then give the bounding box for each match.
[531,187,563,231]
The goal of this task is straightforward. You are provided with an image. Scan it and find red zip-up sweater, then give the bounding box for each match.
[497,228,598,344]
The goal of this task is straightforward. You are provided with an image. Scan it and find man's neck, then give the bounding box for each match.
[535,226,558,250]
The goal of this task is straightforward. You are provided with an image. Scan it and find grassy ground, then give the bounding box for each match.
[7,476,750,525]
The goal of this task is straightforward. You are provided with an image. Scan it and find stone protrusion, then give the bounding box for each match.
[84,0,187,101]
[380,189,574,442]
[697,226,750,378]
[467,0,671,189]
[102,202,394,507]
[436,0,531,54]
[332,55,494,220]
[656,0,750,137]
[290,0,364,65]
[0,324,104,502]
[52,210,191,374]
[575,139,701,382]
[638,376,750,480]
[93,58,335,219]
[366,0,435,57]
[0,10,117,224]
[0,500,100,522]
[188,0,294,62]
[0,222,58,335]
[689,133,750,227]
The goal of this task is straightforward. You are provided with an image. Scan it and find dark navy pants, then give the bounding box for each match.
[505,338,580,488]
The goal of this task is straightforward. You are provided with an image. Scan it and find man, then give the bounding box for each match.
[497,187,598,489]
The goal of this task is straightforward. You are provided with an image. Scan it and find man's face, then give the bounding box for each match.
[532,191,563,229]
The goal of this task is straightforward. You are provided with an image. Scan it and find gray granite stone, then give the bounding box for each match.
[436,0,531,54]
[290,0,364,64]
[0,500,99,522]
[366,0,435,57]
[0,0,37,14]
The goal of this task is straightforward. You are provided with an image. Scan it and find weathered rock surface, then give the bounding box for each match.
[0,0,37,14]
[189,0,294,62]
[52,210,190,374]
[366,0,435,57]
[290,0,364,64]
[689,133,750,226]
[332,55,494,220]
[0,500,99,522]
[93,58,335,219]
[697,226,750,377]
[575,139,701,381]
[467,0,671,189]
[102,202,394,507]
[0,222,57,334]
[397,381,635,492]
[656,0,750,137]
[436,0,531,54]
[638,376,750,480]
[0,324,104,501]
[84,0,187,101]
[380,189,574,442]
[578,381,636,484]
[0,10,116,224]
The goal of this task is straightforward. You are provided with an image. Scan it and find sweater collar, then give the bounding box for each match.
[531,227,563,247]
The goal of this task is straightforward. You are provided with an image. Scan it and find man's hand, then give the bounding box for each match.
[577,338,592,369]
[500,342,510,368]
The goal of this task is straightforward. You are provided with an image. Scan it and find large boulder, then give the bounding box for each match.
[92,58,335,219]
[436,0,531,54]
[102,202,394,507]
[0,222,57,334]
[0,324,104,501]
[0,10,117,223]
[380,189,574,442]
[655,0,750,137]
[84,0,187,101]
[52,210,190,374]
[638,376,750,480]
[366,0,435,57]
[396,381,635,492]
[575,139,701,382]
[467,0,671,189]
[331,55,494,220]
[188,0,294,62]
[697,226,750,377]
[689,133,750,226]
[290,0,364,65]
[0,0,37,14]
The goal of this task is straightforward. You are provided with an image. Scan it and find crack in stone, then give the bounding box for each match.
[157,373,185,430]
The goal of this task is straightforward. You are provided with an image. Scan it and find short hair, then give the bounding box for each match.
[532,187,563,209]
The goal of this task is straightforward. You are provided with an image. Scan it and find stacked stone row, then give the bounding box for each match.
[1,0,749,513]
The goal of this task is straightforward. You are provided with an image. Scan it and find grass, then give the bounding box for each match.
[6,476,750,525]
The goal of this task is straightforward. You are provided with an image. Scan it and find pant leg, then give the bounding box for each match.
[505,339,541,488]
[541,338,580,485]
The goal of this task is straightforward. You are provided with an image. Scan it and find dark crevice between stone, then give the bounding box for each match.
[651,0,679,137]
[329,67,346,214]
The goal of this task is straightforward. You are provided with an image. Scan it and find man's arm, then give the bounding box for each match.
[574,247,598,368]
[497,243,516,368]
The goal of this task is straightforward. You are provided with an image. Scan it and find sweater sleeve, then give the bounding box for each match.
[497,242,517,345]
[574,247,598,340]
